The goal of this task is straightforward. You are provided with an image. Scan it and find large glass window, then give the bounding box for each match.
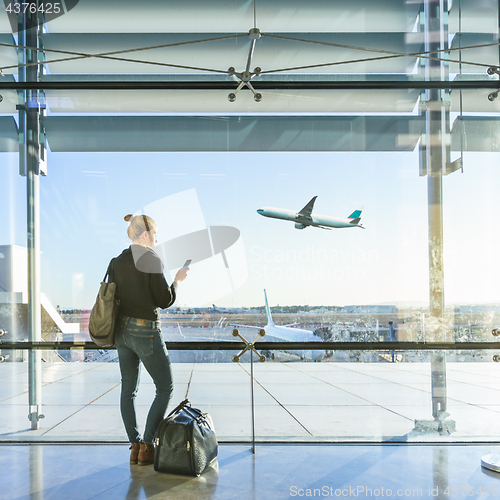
[1,0,500,443]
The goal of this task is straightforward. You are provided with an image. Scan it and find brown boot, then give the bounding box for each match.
[138,443,154,466]
[129,443,141,464]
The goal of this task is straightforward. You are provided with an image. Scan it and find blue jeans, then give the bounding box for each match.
[115,316,174,444]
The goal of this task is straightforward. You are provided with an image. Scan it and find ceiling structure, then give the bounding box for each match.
[0,0,499,152]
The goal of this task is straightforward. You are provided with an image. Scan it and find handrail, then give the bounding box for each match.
[1,341,500,351]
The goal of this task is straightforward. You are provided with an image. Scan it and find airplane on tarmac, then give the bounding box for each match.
[185,304,247,315]
[257,196,364,230]
[212,304,248,314]
[231,290,326,362]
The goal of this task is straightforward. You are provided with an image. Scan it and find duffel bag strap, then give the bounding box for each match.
[166,398,191,419]
[182,406,212,427]
[183,406,205,420]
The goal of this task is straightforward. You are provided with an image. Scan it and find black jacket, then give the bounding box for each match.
[108,245,177,321]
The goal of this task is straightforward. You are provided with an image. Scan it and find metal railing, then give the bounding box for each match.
[2,340,500,351]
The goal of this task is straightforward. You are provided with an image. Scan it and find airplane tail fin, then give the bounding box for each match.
[348,206,364,227]
[264,289,275,327]
[347,206,363,220]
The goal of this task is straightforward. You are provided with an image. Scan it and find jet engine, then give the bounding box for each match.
[313,326,333,341]
[313,326,333,358]
[294,223,306,230]
[261,349,275,360]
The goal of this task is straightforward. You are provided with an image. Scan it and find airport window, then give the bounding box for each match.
[1,0,500,443]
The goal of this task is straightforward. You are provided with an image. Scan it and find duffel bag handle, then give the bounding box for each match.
[183,406,206,420]
[166,398,191,420]
[166,399,210,426]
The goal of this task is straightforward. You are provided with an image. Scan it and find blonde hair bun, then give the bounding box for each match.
[125,214,157,241]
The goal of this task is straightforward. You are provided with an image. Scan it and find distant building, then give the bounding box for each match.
[310,306,331,314]
[342,305,397,314]
[455,305,500,314]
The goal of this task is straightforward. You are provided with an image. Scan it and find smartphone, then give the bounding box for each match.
[182,259,192,270]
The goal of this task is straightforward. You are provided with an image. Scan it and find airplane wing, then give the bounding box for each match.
[230,323,290,342]
[298,196,317,218]
[176,323,237,342]
[229,323,263,330]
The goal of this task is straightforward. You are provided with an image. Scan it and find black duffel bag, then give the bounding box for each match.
[154,399,218,476]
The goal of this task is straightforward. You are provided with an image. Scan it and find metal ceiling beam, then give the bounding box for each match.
[0,80,498,90]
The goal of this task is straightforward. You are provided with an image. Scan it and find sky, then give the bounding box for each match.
[2,149,500,309]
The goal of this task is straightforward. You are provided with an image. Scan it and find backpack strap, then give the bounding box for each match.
[102,259,116,298]
[104,258,116,283]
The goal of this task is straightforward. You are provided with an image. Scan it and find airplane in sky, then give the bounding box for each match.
[257,196,364,230]
[231,290,326,362]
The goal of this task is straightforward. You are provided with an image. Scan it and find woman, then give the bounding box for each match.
[108,214,188,465]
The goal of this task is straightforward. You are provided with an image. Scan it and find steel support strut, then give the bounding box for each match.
[21,10,44,430]
[231,328,266,454]
[415,0,455,434]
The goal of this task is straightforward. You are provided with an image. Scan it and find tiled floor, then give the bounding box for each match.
[2,361,500,442]
[3,443,500,499]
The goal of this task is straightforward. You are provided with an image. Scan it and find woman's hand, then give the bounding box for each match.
[174,267,189,284]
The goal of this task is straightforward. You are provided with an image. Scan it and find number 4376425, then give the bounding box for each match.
[443,485,498,496]
[6,3,62,14]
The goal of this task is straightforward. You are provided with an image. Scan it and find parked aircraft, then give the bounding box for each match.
[231,290,325,361]
[212,304,248,314]
[184,304,246,315]
[257,196,364,230]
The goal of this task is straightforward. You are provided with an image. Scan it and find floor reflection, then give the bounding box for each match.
[5,444,500,500]
[125,461,219,500]
[29,445,44,500]
[432,445,448,496]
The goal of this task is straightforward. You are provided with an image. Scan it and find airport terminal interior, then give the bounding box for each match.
[2,0,500,498]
